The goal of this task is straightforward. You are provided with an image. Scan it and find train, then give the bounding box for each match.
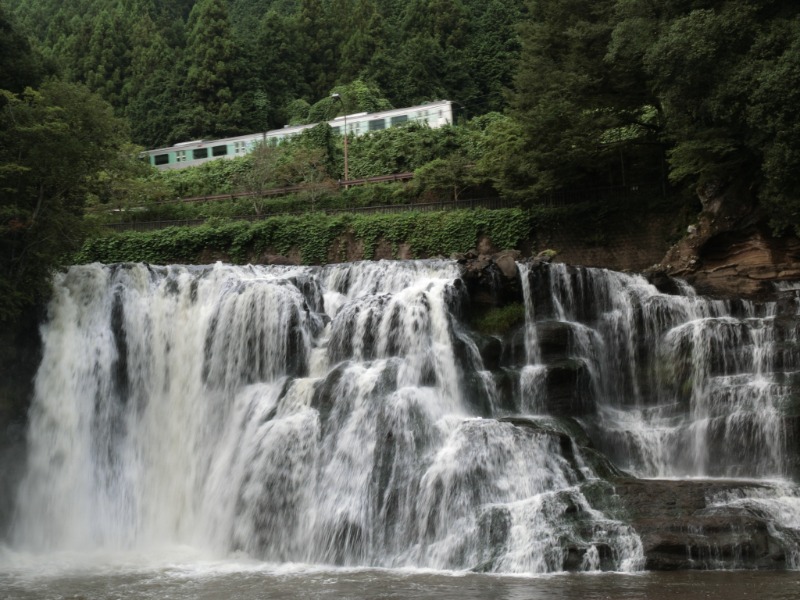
[143,100,455,171]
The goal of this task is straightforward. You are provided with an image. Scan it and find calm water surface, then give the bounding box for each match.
[1,554,799,600]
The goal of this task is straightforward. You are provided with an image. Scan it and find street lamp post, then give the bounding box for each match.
[331,93,349,187]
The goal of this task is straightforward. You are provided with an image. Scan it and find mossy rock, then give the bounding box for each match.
[471,303,526,336]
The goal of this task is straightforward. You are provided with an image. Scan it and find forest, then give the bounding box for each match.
[1,0,799,320]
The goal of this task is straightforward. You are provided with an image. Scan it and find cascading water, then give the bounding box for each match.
[518,262,798,480]
[9,258,800,574]
[513,261,800,568]
[9,261,643,573]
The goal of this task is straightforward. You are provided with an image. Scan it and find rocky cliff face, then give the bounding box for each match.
[612,478,791,570]
[655,182,800,300]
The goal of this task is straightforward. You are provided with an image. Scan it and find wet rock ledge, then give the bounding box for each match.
[612,478,792,570]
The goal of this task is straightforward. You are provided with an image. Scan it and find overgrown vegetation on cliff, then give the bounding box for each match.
[76,208,531,265]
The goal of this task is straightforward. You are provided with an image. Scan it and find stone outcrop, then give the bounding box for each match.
[656,182,800,299]
[612,478,789,570]
[456,249,523,310]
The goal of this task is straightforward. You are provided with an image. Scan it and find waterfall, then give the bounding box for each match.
[11,261,641,573]
[10,258,800,573]
[518,262,796,479]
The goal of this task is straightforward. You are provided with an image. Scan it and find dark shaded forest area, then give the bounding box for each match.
[2,0,800,320]
[4,0,521,147]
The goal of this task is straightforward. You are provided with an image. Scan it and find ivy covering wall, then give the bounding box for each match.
[75,208,531,265]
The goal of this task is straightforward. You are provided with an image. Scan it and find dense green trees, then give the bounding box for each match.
[3,0,524,148]
[1,0,799,284]
[0,5,49,93]
[176,0,241,139]
[508,0,663,197]
[0,82,135,320]
[504,0,800,233]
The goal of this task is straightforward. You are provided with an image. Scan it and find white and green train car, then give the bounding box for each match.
[143,100,455,171]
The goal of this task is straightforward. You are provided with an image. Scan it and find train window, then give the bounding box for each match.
[175,150,187,162]
[234,141,247,155]
[212,145,228,156]
[332,126,342,135]
[193,148,208,159]
[390,115,408,127]
[154,154,169,165]
[368,118,385,131]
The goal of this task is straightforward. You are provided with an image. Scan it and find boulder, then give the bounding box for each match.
[492,250,521,279]
[535,320,573,362]
[458,255,523,309]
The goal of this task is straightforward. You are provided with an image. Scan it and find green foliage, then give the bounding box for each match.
[512,0,800,235]
[137,117,492,213]
[0,81,133,321]
[471,303,526,336]
[76,208,531,265]
[0,5,49,93]
[157,155,255,197]
[346,123,466,178]
[511,0,655,197]
[300,79,394,126]
[173,0,241,139]
[348,208,530,259]
[251,7,312,125]
[461,0,521,115]
[123,13,183,148]
[285,99,311,126]
[12,0,800,248]
[413,153,477,202]
[5,0,523,150]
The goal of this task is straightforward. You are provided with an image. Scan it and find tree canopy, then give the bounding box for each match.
[0,80,136,321]
[1,0,800,285]
[3,0,523,148]
[507,0,800,232]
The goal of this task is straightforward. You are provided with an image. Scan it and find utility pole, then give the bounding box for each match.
[331,94,349,188]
